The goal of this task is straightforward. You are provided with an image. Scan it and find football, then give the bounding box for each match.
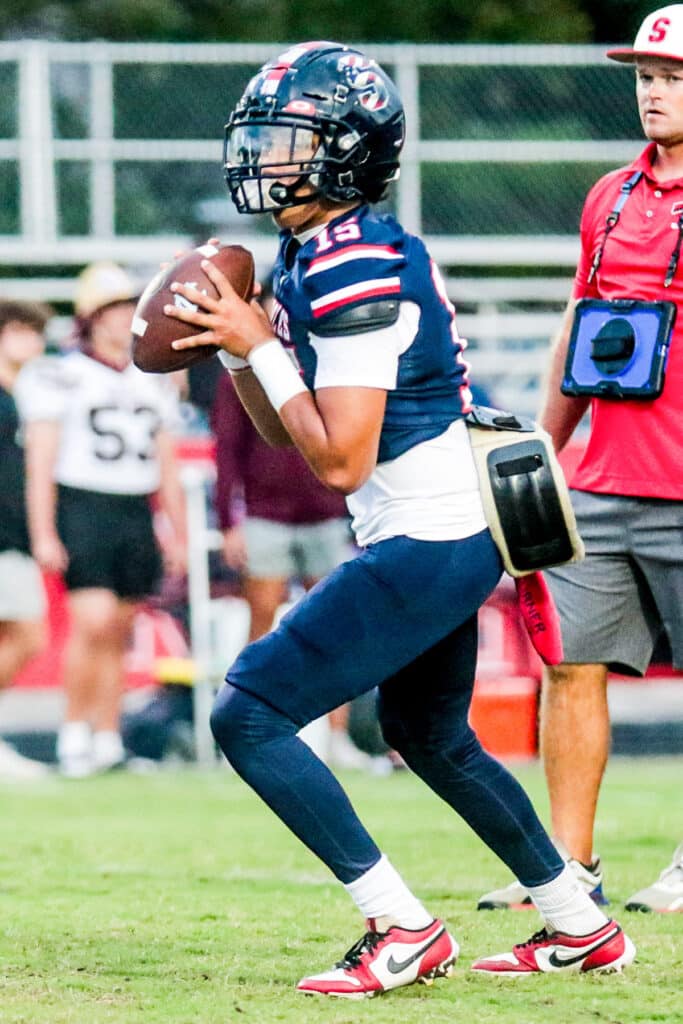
[131,242,255,372]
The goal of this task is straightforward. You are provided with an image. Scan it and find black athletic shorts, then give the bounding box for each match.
[57,485,162,599]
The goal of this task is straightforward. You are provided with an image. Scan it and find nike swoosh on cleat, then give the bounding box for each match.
[547,925,621,968]
[386,927,445,974]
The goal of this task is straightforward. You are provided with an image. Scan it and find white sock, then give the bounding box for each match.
[528,864,609,935]
[92,730,125,763]
[344,854,433,930]
[57,721,91,759]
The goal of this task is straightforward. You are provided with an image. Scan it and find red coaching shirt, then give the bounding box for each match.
[571,142,683,499]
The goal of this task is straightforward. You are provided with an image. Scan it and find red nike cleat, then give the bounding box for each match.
[296,918,459,998]
[471,919,635,975]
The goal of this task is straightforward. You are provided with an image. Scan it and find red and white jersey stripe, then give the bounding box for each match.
[310,277,402,318]
[305,244,403,278]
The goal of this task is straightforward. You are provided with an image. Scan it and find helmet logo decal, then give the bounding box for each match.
[353,71,389,111]
[337,57,389,111]
[337,54,371,71]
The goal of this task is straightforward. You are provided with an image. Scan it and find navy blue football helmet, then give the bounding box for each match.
[224,42,405,214]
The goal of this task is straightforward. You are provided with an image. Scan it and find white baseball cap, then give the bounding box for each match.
[607,5,683,63]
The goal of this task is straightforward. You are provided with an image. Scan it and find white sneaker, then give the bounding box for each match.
[92,730,126,772]
[57,721,94,778]
[478,842,609,910]
[327,731,373,771]
[369,755,395,776]
[0,738,49,780]
[625,843,683,913]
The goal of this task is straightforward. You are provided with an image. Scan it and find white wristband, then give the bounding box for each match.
[247,340,308,412]
[218,350,250,372]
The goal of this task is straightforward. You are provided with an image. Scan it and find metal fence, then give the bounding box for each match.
[1,40,643,272]
[0,40,645,415]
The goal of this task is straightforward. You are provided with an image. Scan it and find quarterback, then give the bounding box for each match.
[165,42,635,995]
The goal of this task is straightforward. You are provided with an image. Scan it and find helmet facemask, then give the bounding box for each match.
[224,113,369,214]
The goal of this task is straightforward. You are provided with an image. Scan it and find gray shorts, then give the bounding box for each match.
[242,517,352,580]
[546,490,683,675]
[0,550,47,622]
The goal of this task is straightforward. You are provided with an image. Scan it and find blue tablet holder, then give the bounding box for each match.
[562,298,676,400]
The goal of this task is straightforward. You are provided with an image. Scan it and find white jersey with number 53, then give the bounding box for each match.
[15,351,179,495]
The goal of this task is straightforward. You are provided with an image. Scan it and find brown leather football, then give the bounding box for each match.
[131,243,255,372]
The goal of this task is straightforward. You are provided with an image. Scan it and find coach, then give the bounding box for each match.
[479,4,683,915]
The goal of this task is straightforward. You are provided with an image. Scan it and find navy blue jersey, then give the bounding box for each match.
[271,205,471,464]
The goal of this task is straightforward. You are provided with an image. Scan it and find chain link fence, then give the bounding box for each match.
[0,41,643,269]
[0,41,646,412]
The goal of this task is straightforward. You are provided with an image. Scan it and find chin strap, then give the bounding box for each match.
[514,571,564,667]
[268,173,323,208]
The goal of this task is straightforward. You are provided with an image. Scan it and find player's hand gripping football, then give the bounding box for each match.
[164,260,273,361]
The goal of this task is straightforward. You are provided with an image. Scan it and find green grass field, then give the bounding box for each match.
[0,757,681,1024]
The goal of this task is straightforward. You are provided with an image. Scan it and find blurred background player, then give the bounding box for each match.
[478,4,683,916]
[211,279,371,771]
[15,262,187,778]
[0,300,51,780]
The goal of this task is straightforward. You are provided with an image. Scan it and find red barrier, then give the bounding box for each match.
[13,573,189,691]
[469,579,542,758]
[13,572,69,690]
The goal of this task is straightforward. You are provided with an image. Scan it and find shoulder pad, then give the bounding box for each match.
[313,299,400,338]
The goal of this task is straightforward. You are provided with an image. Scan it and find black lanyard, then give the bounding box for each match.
[587,168,683,289]
[665,212,683,287]
[587,170,642,285]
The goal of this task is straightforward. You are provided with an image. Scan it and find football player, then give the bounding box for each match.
[164,42,635,994]
[15,262,187,777]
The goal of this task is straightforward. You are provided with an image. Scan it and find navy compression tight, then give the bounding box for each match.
[210,617,563,887]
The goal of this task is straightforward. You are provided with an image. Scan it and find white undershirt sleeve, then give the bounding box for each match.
[309,301,420,390]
